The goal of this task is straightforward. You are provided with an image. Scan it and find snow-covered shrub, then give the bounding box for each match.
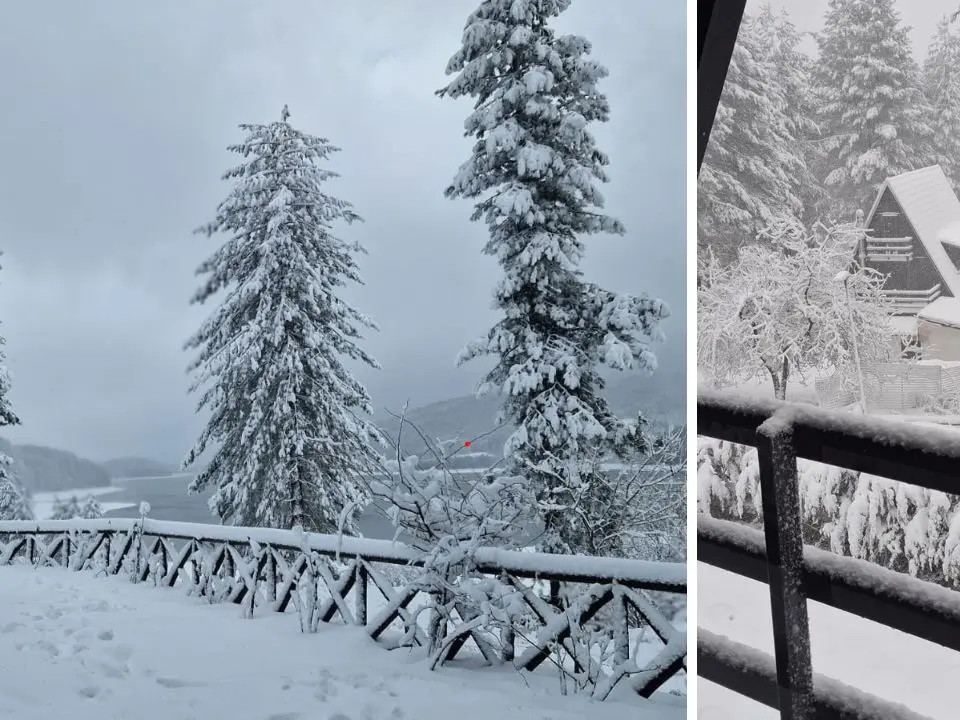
[290,525,328,634]
[364,408,537,658]
[697,436,960,589]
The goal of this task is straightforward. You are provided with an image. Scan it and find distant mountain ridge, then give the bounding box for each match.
[374,368,684,457]
[0,438,111,493]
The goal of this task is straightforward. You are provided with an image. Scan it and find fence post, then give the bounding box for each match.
[612,583,630,667]
[355,562,367,627]
[756,413,813,720]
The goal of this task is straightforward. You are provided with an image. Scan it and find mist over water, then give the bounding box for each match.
[103,475,399,540]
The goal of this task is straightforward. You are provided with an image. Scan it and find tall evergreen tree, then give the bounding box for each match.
[754,5,825,227]
[183,106,380,534]
[438,0,667,555]
[814,0,930,219]
[924,16,960,192]
[0,259,27,522]
[698,9,809,265]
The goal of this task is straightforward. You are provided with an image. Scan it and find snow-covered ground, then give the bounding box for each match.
[698,563,957,719]
[0,564,683,720]
[30,486,135,520]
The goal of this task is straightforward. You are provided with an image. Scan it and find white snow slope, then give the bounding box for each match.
[0,565,682,720]
[30,486,133,520]
[698,563,958,719]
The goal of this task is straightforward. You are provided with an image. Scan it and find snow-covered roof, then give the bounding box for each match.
[888,315,918,336]
[865,165,960,296]
[939,220,960,250]
[917,296,960,330]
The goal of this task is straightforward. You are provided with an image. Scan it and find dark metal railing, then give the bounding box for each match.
[697,0,747,172]
[698,389,960,720]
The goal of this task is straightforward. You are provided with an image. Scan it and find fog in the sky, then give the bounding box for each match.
[0,0,684,463]
[755,0,958,59]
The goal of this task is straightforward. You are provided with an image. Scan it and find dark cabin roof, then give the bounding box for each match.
[865,165,960,296]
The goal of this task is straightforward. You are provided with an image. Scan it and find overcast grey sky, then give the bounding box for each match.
[754,0,957,59]
[0,0,684,463]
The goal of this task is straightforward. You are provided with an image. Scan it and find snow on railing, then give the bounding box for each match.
[0,516,685,702]
[698,387,960,720]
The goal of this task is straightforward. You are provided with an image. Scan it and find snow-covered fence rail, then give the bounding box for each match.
[698,388,960,720]
[0,517,685,701]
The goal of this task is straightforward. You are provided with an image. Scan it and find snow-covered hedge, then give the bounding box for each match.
[698,436,960,586]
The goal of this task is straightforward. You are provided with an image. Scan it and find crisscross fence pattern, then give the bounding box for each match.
[0,517,686,701]
[698,389,960,720]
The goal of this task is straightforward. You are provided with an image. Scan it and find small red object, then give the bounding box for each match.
[464,441,471,447]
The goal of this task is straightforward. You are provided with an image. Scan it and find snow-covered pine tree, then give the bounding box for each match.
[49,495,83,520]
[814,0,930,219]
[183,105,380,534]
[753,5,825,227]
[0,468,31,521]
[923,16,960,193]
[80,494,103,519]
[0,263,27,522]
[438,0,668,555]
[699,8,809,265]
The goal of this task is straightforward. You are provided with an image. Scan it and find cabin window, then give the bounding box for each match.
[900,335,921,360]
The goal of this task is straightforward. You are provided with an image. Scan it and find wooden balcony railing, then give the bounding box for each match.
[879,284,942,316]
[864,235,914,262]
[698,389,960,720]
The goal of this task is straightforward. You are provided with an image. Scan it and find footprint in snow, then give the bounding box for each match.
[82,600,112,613]
[266,714,301,720]
[94,661,130,680]
[34,640,62,658]
[97,629,114,641]
[105,644,133,663]
[155,676,207,689]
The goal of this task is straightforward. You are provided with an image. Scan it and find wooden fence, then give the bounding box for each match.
[0,517,686,702]
[815,362,960,412]
[698,389,960,719]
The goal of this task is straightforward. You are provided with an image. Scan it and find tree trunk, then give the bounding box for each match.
[769,358,789,401]
[290,461,307,530]
[770,371,786,401]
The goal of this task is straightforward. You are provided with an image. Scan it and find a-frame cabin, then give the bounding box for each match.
[860,165,960,316]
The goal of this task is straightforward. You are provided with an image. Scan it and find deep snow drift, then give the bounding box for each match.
[0,565,682,720]
[698,562,958,718]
